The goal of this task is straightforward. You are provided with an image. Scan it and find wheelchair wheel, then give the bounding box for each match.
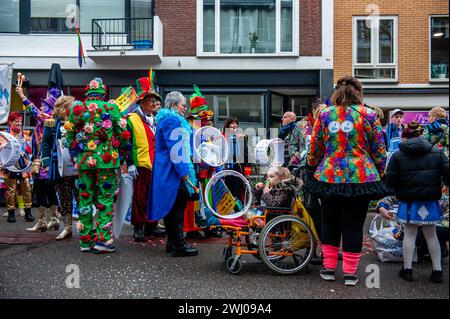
[223,246,233,262]
[226,256,242,275]
[258,215,314,275]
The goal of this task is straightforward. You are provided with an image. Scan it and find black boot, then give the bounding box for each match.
[172,223,198,257]
[144,223,166,238]
[7,210,16,223]
[133,225,145,242]
[399,267,413,282]
[24,208,35,222]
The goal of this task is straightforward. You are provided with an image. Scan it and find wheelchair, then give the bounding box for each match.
[212,193,318,275]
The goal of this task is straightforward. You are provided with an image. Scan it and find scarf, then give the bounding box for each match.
[427,118,448,134]
[279,122,296,140]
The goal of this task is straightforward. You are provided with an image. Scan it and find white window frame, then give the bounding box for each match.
[429,15,449,83]
[197,0,299,57]
[352,16,398,82]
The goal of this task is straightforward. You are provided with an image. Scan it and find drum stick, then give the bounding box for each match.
[185,178,200,194]
[17,73,22,87]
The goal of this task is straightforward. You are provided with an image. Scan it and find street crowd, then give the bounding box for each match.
[1,74,448,287]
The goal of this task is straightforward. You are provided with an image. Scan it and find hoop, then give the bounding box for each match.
[204,170,252,219]
[194,126,229,167]
[57,139,78,177]
[0,131,22,168]
[255,138,285,166]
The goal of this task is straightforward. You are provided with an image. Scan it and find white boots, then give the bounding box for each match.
[26,207,47,232]
[56,213,72,241]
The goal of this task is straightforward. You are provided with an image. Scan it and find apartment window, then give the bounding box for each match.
[203,94,264,128]
[1,0,152,34]
[0,0,19,33]
[80,0,126,32]
[353,16,398,81]
[430,16,449,80]
[199,0,297,55]
[30,0,76,33]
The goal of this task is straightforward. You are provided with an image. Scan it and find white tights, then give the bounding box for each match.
[403,224,442,271]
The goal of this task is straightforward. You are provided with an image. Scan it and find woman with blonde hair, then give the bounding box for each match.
[425,106,449,157]
[40,95,78,240]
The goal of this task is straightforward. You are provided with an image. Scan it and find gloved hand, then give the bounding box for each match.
[128,165,139,179]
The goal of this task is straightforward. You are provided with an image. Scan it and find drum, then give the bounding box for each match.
[204,170,252,220]
[113,173,134,239]
[194,126,229,167]
[0,131,22,168]
[57,139,78,177]
[255,138,285,166]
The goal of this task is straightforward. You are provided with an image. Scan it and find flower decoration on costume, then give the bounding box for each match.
[98,130,108,142]
[102,222,113,231]
[103,181,113,190]
[76,222,84,232]
[73,104,83,116]
[87,156,97,168]
[121,130,131,140]
[101,119,112,129]
[75,120,85,130]
[102,152,112,163]
[76,143,85,152]
[64,122,74,132]
[112,139,121,149]
[84,124,94,134]
[97,203,106,211]
[87,140,97,151]
[88,103,98,113]
[89,80,100,90]
[111,151,119,160]
[118,118,127,129]
[101,113,110,121]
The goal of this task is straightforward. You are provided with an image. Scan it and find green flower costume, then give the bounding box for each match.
[65,78,131,249]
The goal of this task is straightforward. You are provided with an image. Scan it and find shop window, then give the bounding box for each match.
[430,16,449,80]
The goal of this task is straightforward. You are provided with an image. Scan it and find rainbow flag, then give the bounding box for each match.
[76,27,86,68]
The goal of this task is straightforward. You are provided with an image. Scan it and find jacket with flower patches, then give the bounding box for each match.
[65,97,131,171]
[307,104,387,184]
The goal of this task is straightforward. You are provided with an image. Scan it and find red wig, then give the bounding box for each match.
[8,111,23,124]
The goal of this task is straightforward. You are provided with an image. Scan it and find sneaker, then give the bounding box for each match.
[80,246,93,253]
[431,270,443,284]
[320,268,336,281]
[92,242,117,254]
[344,274,359,286]
[399,267,413,282]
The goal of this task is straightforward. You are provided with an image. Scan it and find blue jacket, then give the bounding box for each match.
[150,109,197,221]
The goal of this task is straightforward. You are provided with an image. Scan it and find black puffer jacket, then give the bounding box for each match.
[386,137,449,202]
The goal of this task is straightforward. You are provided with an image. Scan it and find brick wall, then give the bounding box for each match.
[155,0,197,57]
[156,0,323,57]
[334,0,449,84]
[300,0,322,56]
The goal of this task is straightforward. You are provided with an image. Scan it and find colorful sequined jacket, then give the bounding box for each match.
[23,100,53,179]
[307,104,387,184]
[65,97,132,171]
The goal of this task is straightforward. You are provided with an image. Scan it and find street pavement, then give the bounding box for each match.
[0,209,448,299]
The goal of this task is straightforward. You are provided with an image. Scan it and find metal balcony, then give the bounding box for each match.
[92,17,154,51]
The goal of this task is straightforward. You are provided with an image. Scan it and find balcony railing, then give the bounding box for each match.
[92,18,153,51]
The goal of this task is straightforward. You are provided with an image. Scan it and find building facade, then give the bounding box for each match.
[334,0,449,121]
[0,0,334,130]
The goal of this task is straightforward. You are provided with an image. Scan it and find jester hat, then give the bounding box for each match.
[189,85,213,121]
[136,69,161,101]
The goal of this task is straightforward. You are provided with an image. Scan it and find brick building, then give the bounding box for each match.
[334,0,449,120]
[0,0,334,130]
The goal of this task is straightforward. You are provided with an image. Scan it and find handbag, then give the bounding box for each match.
[369,214,417,263]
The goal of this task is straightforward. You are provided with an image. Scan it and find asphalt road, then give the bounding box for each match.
[0,210,448,299]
